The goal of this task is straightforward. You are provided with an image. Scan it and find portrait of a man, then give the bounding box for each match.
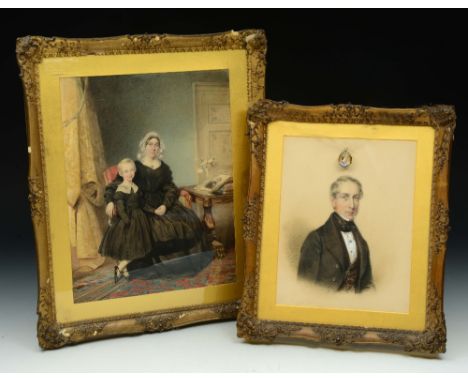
[297,175,373,292]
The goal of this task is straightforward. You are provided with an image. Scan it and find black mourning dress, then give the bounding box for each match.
[99,187,153,261]
[105,161,204,266]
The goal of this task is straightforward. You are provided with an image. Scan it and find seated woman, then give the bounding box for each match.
[105,132,205,269]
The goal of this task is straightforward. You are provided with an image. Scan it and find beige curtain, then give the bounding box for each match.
[61,77,107,273]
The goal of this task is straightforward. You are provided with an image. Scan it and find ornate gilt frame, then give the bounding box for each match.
[17,30,266,349]
[237,100,455,356]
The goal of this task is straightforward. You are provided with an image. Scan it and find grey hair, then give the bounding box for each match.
[330,176,363,199]
[137,131,165,160]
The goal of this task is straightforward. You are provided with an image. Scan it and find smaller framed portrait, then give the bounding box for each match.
[237,100,455,356]
[17,30,266,349]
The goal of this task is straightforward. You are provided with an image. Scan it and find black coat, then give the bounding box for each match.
[297,213,373,292]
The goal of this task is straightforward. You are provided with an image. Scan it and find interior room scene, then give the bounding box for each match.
[60,70,237,303]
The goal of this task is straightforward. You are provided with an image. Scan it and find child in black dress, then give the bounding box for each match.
[99,158,153,282]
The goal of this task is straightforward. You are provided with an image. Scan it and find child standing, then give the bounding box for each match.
[99,158,153,282]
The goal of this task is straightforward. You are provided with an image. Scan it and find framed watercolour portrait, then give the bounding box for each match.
[17,30,266,349]
[237,101,455,355]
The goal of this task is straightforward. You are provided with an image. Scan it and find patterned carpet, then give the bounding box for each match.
[73,249,236,303]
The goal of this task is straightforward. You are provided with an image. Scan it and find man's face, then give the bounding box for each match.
[331,181,361,221]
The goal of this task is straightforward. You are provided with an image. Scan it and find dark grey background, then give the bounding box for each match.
[0,10,466,371]
[90,70,229,185]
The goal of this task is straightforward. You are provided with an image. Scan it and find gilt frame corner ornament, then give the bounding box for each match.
[237,100,455,356]
[17,30,266,349]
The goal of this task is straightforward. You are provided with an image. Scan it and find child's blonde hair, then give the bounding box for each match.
[117,158,136,176]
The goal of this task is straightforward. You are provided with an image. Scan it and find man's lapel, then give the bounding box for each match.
[353,228,369,279]
[322,215,350,271]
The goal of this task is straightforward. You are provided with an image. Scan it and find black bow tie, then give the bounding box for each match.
[332,212,356,232]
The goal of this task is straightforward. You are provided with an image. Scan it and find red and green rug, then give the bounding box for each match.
[73,250,236,303]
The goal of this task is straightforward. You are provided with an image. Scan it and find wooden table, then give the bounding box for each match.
[181,186,233,258]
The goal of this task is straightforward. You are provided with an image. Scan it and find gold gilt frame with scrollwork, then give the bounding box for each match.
[17,30,266,349]
[237,100,455,356]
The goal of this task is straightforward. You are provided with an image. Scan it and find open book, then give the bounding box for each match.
[194,174,233,194]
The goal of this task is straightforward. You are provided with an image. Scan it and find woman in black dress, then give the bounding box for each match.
[104,132,204,269]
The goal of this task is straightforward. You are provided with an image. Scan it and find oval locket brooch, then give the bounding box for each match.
[338,148,352,169]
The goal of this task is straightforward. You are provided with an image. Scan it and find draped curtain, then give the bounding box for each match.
[61,77,108,273]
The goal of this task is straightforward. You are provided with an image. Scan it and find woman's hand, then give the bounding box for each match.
[154,205,167,216]
[105,202,115,218]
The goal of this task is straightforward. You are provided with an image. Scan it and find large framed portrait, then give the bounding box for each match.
[17,30,266,349]
[237,100,455,355]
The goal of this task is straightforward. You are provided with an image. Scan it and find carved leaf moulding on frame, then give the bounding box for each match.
[238,100,454,355]
[18,30,266,349]
[38,282,240,350]
[247,100,454,177]
[242,196,260,241]
[28,176,45,223]
[16,30,267,105]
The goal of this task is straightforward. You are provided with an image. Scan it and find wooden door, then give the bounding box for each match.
[193,82,232,184]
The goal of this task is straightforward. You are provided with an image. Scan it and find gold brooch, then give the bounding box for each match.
[338,148,352,169]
